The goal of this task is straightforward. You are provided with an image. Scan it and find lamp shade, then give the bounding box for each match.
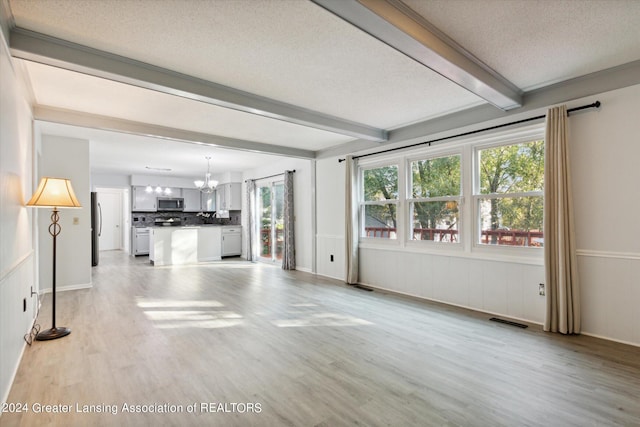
[26,177,81,208]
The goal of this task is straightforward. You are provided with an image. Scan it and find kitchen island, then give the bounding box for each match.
[149,225,222,266]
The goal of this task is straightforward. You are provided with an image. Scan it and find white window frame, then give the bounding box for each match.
[471,127,545,256]
[354,123,544,263]
[358,160,402,243]
[406,150,463,246]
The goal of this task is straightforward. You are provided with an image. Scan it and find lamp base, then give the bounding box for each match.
[36,327,71,341]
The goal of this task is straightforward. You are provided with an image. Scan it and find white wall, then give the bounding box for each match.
[91,172,130,189]
[130,174,198,188]
[243,158,313,272]
[569,84,640,346]
[0,31,36,404]
[315,84,640,346]
[38,135,92,292]
[316,156,345,280]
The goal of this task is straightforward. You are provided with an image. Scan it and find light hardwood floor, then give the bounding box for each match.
[3,251,639,426]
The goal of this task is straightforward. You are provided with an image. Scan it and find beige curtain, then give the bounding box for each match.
[544,105,580,334]
[345,155,359,284]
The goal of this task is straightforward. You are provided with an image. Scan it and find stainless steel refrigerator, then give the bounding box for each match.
[91,192,101,266]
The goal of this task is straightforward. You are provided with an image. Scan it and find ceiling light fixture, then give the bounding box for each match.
[145,166,172,172]
[194,156,218,194]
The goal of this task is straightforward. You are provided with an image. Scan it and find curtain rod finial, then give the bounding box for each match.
[338,158,346,163]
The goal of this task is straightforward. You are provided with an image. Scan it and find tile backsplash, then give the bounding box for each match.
[132,211,241,227]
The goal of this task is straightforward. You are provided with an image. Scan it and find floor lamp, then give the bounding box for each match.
[27,177,81,341]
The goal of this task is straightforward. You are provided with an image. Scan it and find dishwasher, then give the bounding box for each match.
[221,226,242,257]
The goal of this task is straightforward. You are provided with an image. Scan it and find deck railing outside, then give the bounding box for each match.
[260,228,284,259]
[365,227,543,246]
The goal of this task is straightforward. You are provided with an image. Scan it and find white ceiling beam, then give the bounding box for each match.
[10,28,388,142]
[312,0,523,110]
[33,106,317,159]
[317,59,640,159]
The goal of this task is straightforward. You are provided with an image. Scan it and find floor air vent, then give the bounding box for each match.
[489,317,528,328]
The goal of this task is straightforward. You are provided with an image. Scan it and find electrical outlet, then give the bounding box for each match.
[330,254,334,262]
[539,283,545,296]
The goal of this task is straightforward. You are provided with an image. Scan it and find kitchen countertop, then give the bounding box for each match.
[150,224,242,228]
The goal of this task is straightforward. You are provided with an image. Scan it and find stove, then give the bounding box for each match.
[154,217,182,226]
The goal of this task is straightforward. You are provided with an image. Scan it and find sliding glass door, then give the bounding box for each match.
[258,181,284,263]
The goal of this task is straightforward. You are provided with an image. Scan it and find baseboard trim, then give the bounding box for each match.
[358,281,545,326]
[39,283,92,294]
[580,331,640,348]
[359,281,640,347]
[313,271,345,282]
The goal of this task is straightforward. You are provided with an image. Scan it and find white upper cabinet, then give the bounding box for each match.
[182,188,203,212]
[217,182,242,211]
[132,186,157,212]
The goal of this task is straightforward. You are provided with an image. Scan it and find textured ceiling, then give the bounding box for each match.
[24,61,352,151]
[404,0,640,90]
[9,0,483,128]
[7,0,640,177]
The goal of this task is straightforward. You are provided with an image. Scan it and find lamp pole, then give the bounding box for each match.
[37,207,71,340]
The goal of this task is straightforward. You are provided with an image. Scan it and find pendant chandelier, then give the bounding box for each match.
[194,156,218,193]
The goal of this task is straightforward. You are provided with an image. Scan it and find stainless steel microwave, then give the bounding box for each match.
[157,197,184,211]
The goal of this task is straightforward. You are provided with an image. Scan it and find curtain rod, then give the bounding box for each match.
[245,169,296,183]
[338,101,601,163]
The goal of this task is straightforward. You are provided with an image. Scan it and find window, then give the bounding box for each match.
[361,165,399,239]
[356,124,544,256]
[475,140,544,247]
[409,154,461,243]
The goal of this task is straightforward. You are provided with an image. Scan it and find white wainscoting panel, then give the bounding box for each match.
[0,254,35,404]
[358,248,546,325]
[578,253,640,346]
[316,235,345,280]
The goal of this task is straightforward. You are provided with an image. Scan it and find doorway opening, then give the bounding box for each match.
[258,181,284,264]
[95,187,129,254]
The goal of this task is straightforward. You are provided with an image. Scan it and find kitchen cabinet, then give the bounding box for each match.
[183,188,203,212]
[217,182,242,211]
[162,187,182,197]
[132,227,150,255]
[132,186,157,212]
[222,226,242,257]
[183,188,216,212]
